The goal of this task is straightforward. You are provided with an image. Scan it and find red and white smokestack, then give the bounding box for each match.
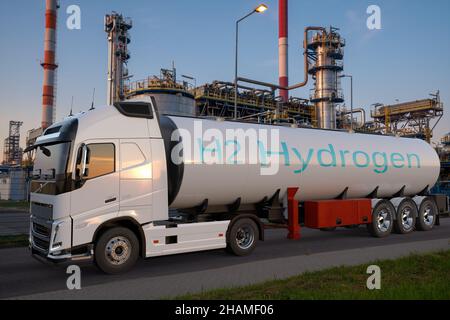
[41,0,58,129]
[278,0,288,102]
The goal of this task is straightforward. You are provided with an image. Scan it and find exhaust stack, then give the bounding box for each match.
[41,0,58,130]
[279,0,288,102]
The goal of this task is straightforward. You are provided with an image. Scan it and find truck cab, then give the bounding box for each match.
[29,101,236,273]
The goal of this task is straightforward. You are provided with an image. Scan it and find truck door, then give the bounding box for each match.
[70,139,120,247]
[119,139,153,223]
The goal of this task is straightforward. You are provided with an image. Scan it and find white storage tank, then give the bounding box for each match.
[159,116,440,209]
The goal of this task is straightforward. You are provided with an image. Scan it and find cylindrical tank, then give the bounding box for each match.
[309,29,345,130]
[130,93,196,117]
[161,116,440,209]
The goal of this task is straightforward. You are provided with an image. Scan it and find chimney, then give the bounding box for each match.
[41,0,58,129]
[279,0,288,102]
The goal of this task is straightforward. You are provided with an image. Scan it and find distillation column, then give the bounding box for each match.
[105,13,132,105]
[308,28,345,129]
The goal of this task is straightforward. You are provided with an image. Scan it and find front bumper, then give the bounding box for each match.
[30,215,93,262]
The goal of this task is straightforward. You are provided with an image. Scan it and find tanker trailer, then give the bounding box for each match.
[27,102,444,273]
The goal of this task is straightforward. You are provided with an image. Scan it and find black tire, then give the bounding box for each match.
[416,198,438,231]
[394,198,417,234]
[226,218,259,256]
[94,227,140,274]
[367,200,395,238]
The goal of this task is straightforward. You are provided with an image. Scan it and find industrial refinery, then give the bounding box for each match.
[0,0,449,302]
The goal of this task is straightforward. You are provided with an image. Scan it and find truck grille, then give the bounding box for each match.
[33,236,50,252]
[30,202,53,254]
[33,222,51,237]
[31,221,52,253]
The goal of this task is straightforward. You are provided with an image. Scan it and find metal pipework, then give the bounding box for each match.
[41,0,59,130]
[342,108,366,128]
[105,13,132,105]
[238,26,326,91]
[309,28,345,129]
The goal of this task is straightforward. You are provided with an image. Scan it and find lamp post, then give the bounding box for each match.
[234,4,268,119]
[340,74,353,131]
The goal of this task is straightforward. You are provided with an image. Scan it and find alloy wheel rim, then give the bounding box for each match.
[105,236,131,265]
[377,209,391,232]
[236,226,255,250]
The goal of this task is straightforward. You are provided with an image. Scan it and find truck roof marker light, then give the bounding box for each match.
[153,240,159,244]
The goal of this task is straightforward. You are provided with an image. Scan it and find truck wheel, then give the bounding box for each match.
[367,200,395,238]
[94,227,139,274]
[226,218,259,256]
[394,198,417,234]
[416,198,438,231]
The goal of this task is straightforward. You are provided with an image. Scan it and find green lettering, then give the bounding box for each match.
[373,152,388,174]
[391,153,405,168]
[318,144,337,168]
[407,153,421,168]
[353,151,370,168]
[292,147,314,174]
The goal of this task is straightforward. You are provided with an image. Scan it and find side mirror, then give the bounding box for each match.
[76,144,89,181]
[81,144,89,177]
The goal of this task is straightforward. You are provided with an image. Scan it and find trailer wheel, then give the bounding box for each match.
[416,198,438,231]
[394,198,417,234]
[94,227,139,274]
[367,200,395,238]
[226,218,259,256]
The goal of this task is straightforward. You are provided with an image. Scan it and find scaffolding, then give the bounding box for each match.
[368,92,444,142]
[194,81,314,125]
[124,68,191,98]
[3,121,23,166]
[432,133,450,198]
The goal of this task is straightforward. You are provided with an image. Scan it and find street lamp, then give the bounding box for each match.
[234,4,268,119]
[340,74,353,131]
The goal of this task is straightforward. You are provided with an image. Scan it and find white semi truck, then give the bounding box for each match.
[27,101,446,274]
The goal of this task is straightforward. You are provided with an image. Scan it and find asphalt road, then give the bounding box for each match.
[0,209,29,236]
[1,218,449,300]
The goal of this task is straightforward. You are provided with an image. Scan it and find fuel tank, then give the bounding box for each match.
[160,116,440,209]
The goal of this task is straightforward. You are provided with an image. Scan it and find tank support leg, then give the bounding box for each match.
[287,187,301,240]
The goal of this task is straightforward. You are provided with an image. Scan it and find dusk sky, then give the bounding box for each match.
[0,0,449,162]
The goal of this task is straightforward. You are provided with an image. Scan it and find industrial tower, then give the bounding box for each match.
[3,121,23,166]
[41,0,59,130]
[105,12,132,105]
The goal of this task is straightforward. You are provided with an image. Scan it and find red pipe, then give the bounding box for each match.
[279,0,288,102]
[41,0,58,129]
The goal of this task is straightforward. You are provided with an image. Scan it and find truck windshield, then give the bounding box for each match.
[31,142,72,195]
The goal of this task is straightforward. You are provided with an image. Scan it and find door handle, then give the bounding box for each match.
[105,197,117,204]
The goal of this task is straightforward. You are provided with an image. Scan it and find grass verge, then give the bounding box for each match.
[0,235,29,249]
[0,200,29,210]
[178,250,450,300]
